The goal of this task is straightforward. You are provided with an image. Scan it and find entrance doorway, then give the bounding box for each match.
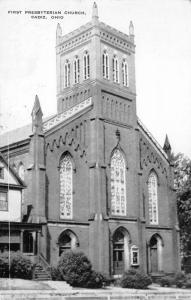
[58,230,79,256]
[149,234,163,273]
[112,227,130,275]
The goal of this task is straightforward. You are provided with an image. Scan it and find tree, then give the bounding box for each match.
[173,153,191,271]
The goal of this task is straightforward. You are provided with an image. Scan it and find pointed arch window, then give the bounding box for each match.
[112,55,119,83]
[83,51,90,80]
[64,60,70,88]
[74,56,80,84]
[110,149,126,215]
[102,50,109,79]
[122,59,129,87]
[60,154,73,219]
[148,171,158,224]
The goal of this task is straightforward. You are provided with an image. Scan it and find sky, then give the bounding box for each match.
[0,0,191,158]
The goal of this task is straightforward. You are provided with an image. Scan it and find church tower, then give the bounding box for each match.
[54,3,140,275]
[56,2,136,129]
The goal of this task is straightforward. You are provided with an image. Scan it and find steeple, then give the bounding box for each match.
[31,95,43,134]
[92,2,99,22]
[129,21,134,42]
[163,134,172,160]
[56,23,62,44]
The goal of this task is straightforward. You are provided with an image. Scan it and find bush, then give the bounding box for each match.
[85,271,105,288]
[159,275,174,287]
[10,252,33,279]
[174,272,186,288]
[0,251,33,279]
[57,250,105,288]
[58,250,93,287]
[120,269,152,289]
[50,265,63,281]
[0,251,10,278]
[185,274,191,288]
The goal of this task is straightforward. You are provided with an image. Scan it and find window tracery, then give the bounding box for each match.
[60,154,73,219]
[111,149,126,215]
[148,171,158,224]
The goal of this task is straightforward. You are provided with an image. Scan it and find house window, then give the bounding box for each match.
[0,167,4,179]
[60,154,73,219]
[112,55,119,83]
[83,51,90,80]
[110,149,126,215]
[18,163,25,181]
[102,50,109,79]
[148,171,158,224]
[122,60,129,87]
[0,192,8,211]
[74,56,80,84]
[131,245,139,266]
[64,60,70,88]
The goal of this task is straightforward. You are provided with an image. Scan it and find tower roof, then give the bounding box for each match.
[92,2,99,20]
[163,134,171,152]
[31,95,43,117]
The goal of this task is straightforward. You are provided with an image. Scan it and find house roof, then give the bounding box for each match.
[0,152,26,188]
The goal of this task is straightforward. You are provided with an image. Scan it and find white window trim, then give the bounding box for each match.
[130,245,139,266]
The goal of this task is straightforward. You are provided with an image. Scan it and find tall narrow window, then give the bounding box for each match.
[112,55,119,83]
[64,60,70,88]
[74,56,80,84]
[83,51,90,80]
[0,192,8,211]
[60,154,73,219]
[102,50,109,79]
[148,171,158,224]
[110,149,126,215]
[122,60,129,87]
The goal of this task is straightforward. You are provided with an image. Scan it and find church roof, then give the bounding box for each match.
[0,115,55,148]
[137,118,168,160]
[0,123,32,148]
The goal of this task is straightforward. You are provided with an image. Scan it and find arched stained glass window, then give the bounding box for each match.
[122,60,129,87]
[111,149,126,215]
[103,50,109,79]
[148,171,158,224]
[60,154,73,219]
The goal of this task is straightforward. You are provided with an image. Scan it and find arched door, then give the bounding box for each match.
[58,230,79,256]
[149,235,163,273]
[113,228,130,275]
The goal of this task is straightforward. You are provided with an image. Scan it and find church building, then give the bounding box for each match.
[0,3,180,277]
